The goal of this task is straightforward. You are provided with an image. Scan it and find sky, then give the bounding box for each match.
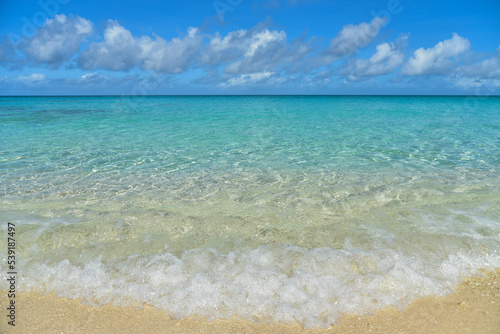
[0,0,499,95]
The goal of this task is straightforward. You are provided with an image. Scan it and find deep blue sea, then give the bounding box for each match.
[1,96,499,327]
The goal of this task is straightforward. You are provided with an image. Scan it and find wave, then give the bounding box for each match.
[7,243,500,328]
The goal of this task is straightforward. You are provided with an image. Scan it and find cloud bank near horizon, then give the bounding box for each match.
[1,13,499,94]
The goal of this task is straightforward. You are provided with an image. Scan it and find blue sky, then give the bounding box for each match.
[0,0,499,95]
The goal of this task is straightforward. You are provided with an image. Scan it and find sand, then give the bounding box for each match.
[1,270,499,334]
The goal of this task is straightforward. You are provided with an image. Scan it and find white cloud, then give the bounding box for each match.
[79,72,105,83]
[342,35,407,81]
[201,24,317,76]
[77,21,202,73]
[201,29,247,65]
[0,72,175,95]
[449,76,500,94]
[220,71,274,87]
[16,73,46,84]
[246,29,284,58]
[198,18,391,86]
[77,21,141,71]
[459,45,500,79]
[23,14,93,68]
[401,33,470,76]
[225,29,287,73]
[4,12,500,94]
[141,27,202,73]
[81,72,99,80]
[449,46,500,91]
[201,27,290,74]
[325,17,387,59]
[452,77,483,89]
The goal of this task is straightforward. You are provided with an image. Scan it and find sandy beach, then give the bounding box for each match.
[2,269,498,334]
[1,0,500,327]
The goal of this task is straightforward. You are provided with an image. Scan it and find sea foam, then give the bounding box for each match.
[9,244,500,328]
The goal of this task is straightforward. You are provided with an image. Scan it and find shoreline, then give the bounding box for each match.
[2,270,499,333]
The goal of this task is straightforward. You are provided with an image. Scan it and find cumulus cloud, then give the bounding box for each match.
[0,14,393,87]
[201,24,316,76]
[459,46,500,79]
[401,33,470,76]
[224,29,287,73]
[0,72,175,95]
[342,35,407,81]
[448,76,500,94]
[220,71,275,87]
[4,11,500,93]
[325,17,387,59]
[22,14,93,68]
[77,21,142,71]
[77,20,202,73]
[16,73,46,84]
[201,27,287,74]
[141,27,202,73]
[201,29,248,65]
[79,72,106,82]
[198,18,388,86]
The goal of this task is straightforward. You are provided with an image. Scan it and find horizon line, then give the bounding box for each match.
[1,94,499,98]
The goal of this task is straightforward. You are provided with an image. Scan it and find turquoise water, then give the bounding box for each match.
[1,96,500,327]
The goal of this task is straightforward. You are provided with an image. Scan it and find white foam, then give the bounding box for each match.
[5,244,500,328]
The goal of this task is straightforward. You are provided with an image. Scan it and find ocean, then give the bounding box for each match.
[1,95,499,327]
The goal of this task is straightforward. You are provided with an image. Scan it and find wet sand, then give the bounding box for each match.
[2,270,499,333]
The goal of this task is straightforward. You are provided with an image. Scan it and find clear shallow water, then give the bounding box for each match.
[1,96,499,327]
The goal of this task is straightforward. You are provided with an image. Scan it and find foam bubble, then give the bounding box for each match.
[5,244,499,328]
